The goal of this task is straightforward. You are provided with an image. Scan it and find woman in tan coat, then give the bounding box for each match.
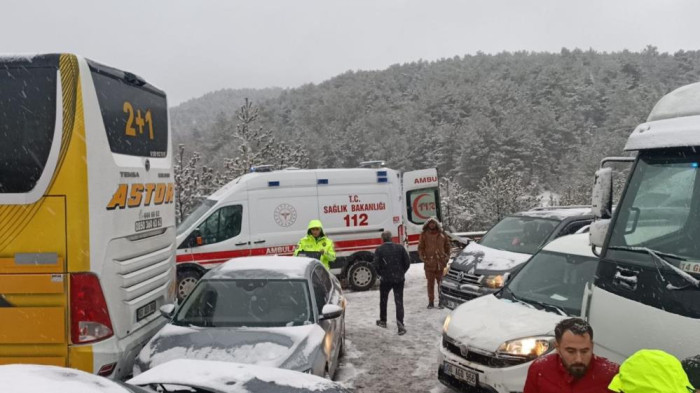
[418,217,451,308]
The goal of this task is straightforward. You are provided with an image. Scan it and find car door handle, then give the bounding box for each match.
[253,240,266,244]
[235,242,248,246]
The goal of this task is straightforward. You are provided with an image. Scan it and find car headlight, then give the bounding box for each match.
[442,314,452,333]
[483,274,505,288]
[496,336,554,359]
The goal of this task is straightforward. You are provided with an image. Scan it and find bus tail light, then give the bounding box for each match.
[70,273,114,344]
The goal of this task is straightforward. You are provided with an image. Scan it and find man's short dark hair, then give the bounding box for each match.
[381,231,392,243]
[555,318,593,342]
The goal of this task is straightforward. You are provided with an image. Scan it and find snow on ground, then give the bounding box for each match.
[335,263,452,393]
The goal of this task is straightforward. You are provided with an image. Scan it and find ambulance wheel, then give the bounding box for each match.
[347,260,376,291]
[177,269,202,301]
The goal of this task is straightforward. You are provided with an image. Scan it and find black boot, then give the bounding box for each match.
[427,302,435,309]
[376,320,387,328]
[397,321,407,335]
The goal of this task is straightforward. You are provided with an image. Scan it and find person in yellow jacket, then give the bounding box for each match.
[608,349,696,393]
[293,219,336,269]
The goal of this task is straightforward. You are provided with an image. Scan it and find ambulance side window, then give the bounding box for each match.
[198,205,243,245]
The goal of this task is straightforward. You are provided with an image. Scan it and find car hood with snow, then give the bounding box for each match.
[129,359,350,393]
[134,323,326,374]
[451,242,531,274]
[0,364,146,393]
[446,294,565,351]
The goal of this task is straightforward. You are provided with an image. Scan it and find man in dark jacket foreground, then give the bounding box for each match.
[373,230,411,335]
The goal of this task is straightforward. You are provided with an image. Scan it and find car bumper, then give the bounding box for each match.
[88,315,168,379]
[436,340,530,393]
[439,278,497,309]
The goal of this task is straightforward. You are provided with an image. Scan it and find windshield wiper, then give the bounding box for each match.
[499,287,535,309]
[501,287,567,315]
[608,246,700,290]
[523,298,568,316]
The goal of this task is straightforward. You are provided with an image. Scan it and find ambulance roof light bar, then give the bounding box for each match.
[250,165,275,173]
[359,160,386,168]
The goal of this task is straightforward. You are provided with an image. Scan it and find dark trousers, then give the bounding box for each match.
[379,280,405,324]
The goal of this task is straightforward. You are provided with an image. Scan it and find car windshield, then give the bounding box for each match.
[607,150,700,279]
[503,250,599,315]
[479,216,559,255]
[173,279,313,327]
[177,199,216,236]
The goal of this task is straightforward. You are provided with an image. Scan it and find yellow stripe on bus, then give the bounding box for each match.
[0,308,65,344]
[68,345,93,373]
[0,274,64,294]
[0,357,66,367]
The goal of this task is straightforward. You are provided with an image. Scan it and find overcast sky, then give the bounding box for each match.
[2,0,699,106]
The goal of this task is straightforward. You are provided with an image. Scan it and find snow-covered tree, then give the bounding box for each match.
[440,177,473,232]
[175,99,310,223]
[466,165,539,229]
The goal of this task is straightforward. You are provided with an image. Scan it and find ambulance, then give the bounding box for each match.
[175,164,440,299]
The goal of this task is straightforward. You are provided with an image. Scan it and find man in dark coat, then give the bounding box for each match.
[373,230,411,335]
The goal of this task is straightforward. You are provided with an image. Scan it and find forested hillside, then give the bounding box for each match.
[171,87,283,139]
[171,47,700,228]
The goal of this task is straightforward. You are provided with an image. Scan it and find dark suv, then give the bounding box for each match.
[440,206,593,309]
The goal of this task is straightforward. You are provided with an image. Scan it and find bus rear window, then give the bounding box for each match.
[89,61,168,158]
[0,64,57,193]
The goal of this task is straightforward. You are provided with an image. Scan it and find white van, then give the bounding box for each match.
[175,166,440,299]
[588,82,700,386]
[438,233,599,392]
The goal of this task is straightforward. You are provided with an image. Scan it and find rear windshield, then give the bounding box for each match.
[0,58,58,193]
[88,60,168,158]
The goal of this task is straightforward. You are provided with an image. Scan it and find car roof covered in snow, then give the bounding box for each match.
[540,233,596,258]
[207,256,320,280]
[513,206,593,221]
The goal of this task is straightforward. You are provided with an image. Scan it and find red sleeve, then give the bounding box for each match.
[523,360,541,393]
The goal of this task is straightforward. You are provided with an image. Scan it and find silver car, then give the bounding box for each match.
[135,256,346,379]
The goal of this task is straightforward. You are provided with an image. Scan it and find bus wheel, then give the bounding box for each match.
[177,270,201,301]
[347,260,376,291]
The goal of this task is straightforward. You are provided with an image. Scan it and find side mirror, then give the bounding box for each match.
[188,229,203,247]
[591,168,613,219]
[319,304,343,320]
[589,219,610,248]
[160,304,176,319]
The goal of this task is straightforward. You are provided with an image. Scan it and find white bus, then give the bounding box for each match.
[0,53,176,379]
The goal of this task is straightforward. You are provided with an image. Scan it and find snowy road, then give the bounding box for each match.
[336,264,453,393]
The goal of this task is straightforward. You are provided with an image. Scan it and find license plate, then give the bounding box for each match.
[136,300,157,321]
[135,217,163,232]
[443,362,477,386]
[679,261,700,275]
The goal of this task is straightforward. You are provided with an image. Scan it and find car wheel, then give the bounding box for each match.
[177,269,201,301]
[347,260,376,291]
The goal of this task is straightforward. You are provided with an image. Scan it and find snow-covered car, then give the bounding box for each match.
[135,256,346,379]
[129,358,351,392]
[437,233,600,392]
[0,364,150,393]
[440,206,593,309]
